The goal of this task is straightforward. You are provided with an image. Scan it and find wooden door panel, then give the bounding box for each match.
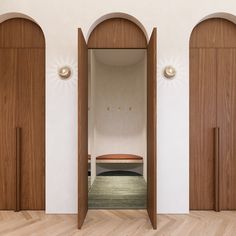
[190,48,217,209]
[0,19,45,210]
[0,18,45,48]
[17,49,45,210]
[87,18,147,48]
[147,28,157,229]
[190,18,236,48]
[190,18,236,211]
[217,49,236,210]
[78,29,88,229]
[0,49,17,209]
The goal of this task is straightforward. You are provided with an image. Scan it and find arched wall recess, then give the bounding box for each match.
[78,15,157,229]
[87,17,147,48]
[0,17,45,211]
[0,12,35,24]
[201,12,236,26]
[190,17,236,212]
[86,12,149,42]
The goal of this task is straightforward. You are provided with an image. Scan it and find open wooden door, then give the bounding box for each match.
[78,28,88,228]
[147,28,157,229]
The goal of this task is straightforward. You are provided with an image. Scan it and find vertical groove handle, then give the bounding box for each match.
[15,127,21,212]
[215,127,220,212]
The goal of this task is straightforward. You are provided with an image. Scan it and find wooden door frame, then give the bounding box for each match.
[78,18,157,229]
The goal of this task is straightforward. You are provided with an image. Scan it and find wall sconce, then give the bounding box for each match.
[58,66,72,80]
[163,66,176,79]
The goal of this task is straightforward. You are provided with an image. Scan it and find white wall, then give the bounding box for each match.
[0,0,236,214]
[88,50,96,184]
[89,51,147,182]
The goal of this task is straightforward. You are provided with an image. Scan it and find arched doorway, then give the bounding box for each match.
[78,16,157,229]
[190,18,236,211]
[0,18,45,210]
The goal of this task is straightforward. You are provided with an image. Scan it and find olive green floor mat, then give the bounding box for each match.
[88,176,147,209]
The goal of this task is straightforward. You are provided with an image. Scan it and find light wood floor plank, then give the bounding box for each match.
[0,210,236,235]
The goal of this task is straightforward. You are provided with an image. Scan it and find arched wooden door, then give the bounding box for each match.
[78,18,157,229]
[0,18,45,210]
[190,18,236,210]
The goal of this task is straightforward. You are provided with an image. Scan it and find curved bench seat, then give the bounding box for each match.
[96,154,143,164]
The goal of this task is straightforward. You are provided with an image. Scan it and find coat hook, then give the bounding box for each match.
[129,107,132,111]
[107,107,110,111]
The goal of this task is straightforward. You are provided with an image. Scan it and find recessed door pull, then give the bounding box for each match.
[214,127,220,212]
[15,127,21,212]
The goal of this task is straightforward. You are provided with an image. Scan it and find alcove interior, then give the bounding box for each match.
[88,49,147,209]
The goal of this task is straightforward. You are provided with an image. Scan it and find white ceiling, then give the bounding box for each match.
[92,49,146,66]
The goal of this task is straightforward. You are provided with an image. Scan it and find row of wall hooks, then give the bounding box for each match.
[88,107,133,111]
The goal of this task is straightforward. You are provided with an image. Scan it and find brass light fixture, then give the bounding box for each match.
[58,66,72,80]
[163,66,176,79]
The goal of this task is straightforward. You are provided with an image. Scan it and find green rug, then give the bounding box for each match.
[88,176,147,209]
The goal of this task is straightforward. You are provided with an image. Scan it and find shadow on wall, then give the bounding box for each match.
[94,59,146,137]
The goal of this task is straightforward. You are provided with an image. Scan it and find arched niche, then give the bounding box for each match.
[88,17,147,48]
[201,12,236,25]
[87,12,148,41]
[78,14,157,229]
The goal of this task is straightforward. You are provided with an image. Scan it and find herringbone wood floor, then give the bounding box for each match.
[0,210,236,236]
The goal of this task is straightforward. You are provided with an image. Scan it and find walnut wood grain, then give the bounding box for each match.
[190,18,236,211]
[0,49,17,210]
[147,28,157,229]
[190,18,236,48]
[88,18,147,49]
[0,18,45,48]
[0,18,45,210]
[217,48,236,210]
[190,48,217,210]
[78,28,88,229]
[17,48,45,210]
